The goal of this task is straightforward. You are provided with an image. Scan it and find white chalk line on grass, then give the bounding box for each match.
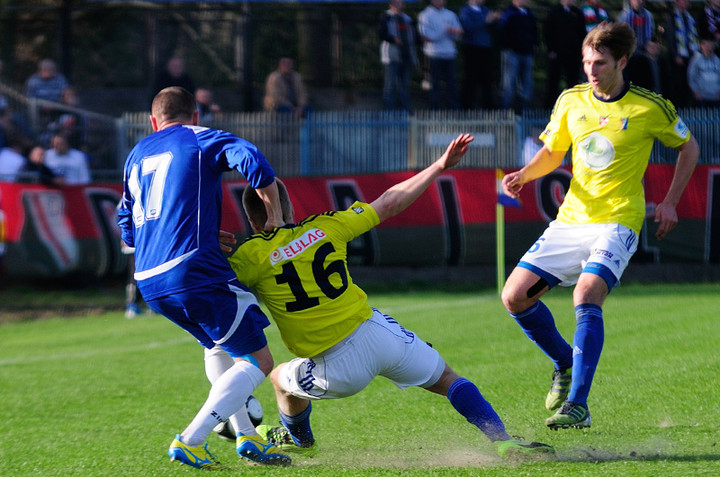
[0,336,194,366]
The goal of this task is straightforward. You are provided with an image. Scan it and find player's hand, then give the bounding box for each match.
[502,171,524,198]
[219,229,237,252]
[653,201,678,240]
[440,133,473,170]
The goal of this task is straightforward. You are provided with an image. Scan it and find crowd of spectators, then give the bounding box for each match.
[2,0,720,182]
[372,0,720,113]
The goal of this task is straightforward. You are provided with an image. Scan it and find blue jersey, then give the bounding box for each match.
[117,124,276,301]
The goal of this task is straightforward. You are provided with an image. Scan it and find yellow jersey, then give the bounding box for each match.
[229,201,379,357]
[540,83,691,234]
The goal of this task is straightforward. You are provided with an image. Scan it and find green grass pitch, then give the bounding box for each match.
[0,282,718,476]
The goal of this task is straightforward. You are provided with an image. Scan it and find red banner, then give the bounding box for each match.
[1,165,719,278]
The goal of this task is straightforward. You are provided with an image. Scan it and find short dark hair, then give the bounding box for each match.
[151,87,196,124]
[583,21,637,62]
[242,179,293,231]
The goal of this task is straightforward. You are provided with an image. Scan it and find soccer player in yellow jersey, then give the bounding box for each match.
[500,22,700,429]
[219,134,555,460]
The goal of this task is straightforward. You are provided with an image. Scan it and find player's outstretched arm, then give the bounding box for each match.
[371,133,473,222]
[255,179,286,231]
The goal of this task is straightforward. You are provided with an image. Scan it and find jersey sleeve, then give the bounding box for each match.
[317,201,380,243]
[650,102,691,149]
[195,127,276,189]
[540,93,572,153]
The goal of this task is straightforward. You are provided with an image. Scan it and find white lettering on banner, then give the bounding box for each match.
[270,228,326,265]
[427,132,495,147]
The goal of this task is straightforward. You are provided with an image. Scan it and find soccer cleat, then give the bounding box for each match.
[168,434,227,470]
[545,401,591,429]
[545,368,572,411]
[236,435,292,466]
[255,424,319,457]
[496,439,555,460]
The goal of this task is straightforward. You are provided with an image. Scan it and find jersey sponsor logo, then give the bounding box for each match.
[591,247,614,260]
[577,132,615,171]
[674,118,689,138]
[270,228,327,265]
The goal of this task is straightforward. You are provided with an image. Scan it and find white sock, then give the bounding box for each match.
[203,346,258,437]
[181,359,265,447]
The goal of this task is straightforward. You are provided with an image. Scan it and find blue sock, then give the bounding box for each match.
[279,403,314,447]
[447,378,511,442]
[567,304,604,407]
[510,301,573,371]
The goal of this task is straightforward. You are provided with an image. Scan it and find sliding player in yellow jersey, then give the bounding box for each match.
[218,134,554,460]
[500,22,700,429]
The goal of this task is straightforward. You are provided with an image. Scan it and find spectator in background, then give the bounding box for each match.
[687,36,720,106]
[19,144,63,186]
[45,134,91,185]
[581,0,610,33]
[544,0,587,109]
[195,88,222,125]
[664,0,700,108]
[459,0,501,110]
[263,57,311,118]
[25,59,69,104]
[617,0,655,52]
[698,0,720,47]
[44,86,86,149]
[498,0,538,112]
[0,103,35,152]
[625,36,672,95]
[378,0,419,112]
[0,141,26,182]
[418,0,463,110]
[151,56,196,100]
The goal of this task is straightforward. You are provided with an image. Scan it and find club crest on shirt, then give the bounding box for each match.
[620,117,628,130]
[599,116,609,126]
[270,228,326,265]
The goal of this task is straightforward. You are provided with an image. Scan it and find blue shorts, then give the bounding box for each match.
[147,278,270,358]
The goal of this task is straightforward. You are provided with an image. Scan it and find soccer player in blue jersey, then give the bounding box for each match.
[500,22,700,429]
[217,134,555,460]
[117,86,291,469]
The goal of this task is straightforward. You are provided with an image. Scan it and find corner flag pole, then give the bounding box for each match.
[495,169,505,296]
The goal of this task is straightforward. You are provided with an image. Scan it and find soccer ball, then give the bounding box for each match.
[245,394,263,427]
[213,394,264,441]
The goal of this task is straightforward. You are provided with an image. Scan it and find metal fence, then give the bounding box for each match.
[120,107,720,179]
[5,78,720,182]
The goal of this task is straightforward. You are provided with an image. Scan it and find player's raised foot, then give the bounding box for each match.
[545,401,591,430]
[168,434,227,470]
[256,424,319,457]
[236,435,292,466]
[496,439,555,460]
[545,368,571,411]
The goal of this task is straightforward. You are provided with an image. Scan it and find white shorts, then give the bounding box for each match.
[277,309,445,400]
[518,221,638,288]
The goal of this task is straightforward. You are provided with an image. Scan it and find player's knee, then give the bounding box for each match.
[269,364,286,389]
[501,286,528,314]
